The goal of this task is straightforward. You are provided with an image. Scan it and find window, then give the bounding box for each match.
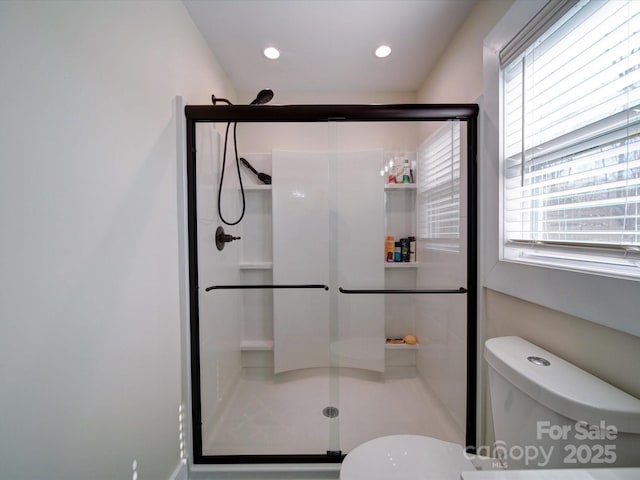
[502,0,640,279]
[418,121,461,252]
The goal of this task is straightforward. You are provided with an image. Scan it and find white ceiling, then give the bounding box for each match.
[182,0,477,95]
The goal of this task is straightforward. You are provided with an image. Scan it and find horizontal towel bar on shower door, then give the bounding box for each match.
[205,284,329,292]
[338,287,467,295]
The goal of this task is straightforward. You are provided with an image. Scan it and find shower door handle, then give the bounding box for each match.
[205,284,329,292]
[338,287,467,294]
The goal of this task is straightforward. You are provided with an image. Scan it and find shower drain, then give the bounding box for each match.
[322,406,339,418]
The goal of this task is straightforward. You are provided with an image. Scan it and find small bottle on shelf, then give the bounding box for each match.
[402,159,411,184]
[385,235,395,262]
[394,242,402,262]
[401,237,409,262]
[409,236,416,263]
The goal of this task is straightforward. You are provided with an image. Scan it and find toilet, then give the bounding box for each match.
[484,336,640,469]
[340,435,476,480]
[340,336,640,479]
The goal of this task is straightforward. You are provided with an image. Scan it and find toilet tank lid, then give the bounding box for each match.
[484,336,640,434]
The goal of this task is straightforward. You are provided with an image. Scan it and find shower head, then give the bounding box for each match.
[211,89,274,106]
[250,89,274,105]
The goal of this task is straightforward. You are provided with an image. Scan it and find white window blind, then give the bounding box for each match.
[503,0,640,278]
[418,121,461,252]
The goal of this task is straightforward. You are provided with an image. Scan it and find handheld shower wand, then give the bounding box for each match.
[240,157,271,185]
[214,88,274,227]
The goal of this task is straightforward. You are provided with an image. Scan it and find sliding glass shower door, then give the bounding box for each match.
[195,121,338,460]
[184,106,477,464]
[331,121,469,453]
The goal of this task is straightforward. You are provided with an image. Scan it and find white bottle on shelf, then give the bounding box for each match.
[402,159,411,183]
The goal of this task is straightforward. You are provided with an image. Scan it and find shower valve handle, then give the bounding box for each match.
[215,226,241,251]
[220,233,241,242]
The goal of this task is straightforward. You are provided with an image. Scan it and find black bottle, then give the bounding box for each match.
[401,238,410,262]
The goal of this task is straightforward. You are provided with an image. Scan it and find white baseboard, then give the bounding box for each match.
[189,463,340,480]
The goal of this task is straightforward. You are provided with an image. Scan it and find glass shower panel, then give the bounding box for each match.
[198,121,339,457]
[333,121,468,451]
[194,121,244,456]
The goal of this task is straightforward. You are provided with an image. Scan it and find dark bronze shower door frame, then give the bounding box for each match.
[184,103,479,464]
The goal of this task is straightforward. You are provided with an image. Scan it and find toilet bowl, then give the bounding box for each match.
[339,435,476,480]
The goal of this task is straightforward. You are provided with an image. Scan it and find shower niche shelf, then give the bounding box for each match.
[385,342,418,350]
[385,262,418,269]
[240,340,274,351]
[243,184,272,191]
[384,154,417,260]
[384,183,417,190]
[239,172,273,270]
[239,164,274,368]
[239,261,273,270]
[384,159,418,350]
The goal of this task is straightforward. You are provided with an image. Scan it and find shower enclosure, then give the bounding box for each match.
[184,104,478,464]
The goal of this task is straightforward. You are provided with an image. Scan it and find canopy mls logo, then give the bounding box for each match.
[467,421,618,468]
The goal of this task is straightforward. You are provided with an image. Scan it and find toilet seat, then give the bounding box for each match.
[340,435,475,480]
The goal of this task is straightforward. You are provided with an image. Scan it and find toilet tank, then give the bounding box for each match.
[484,336,640,469]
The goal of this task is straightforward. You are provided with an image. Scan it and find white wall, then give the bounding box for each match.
[417,0,514,104]
[0,1,235,478]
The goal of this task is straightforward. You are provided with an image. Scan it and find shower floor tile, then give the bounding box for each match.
[202,368,464,456]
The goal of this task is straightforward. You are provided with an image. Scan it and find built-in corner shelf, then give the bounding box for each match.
[384,183,417,190]
[240,340,274,351]
[239,261,273,270]
[244,184,272,191]
[385,343,418,350]
[385,262,418,269]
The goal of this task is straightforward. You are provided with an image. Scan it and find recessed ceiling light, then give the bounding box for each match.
[263,47,280,60]
[375,45,391,58]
